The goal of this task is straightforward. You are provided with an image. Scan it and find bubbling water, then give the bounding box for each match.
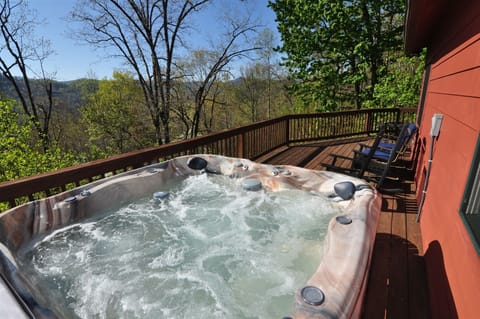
[18,174,342,319]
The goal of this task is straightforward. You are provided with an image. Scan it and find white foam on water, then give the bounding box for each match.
[18,174,342,319]
[148,246,185,269]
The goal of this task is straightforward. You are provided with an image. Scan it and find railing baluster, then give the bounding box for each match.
[0,108,416,208]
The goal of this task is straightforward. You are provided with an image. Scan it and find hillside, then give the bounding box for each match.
[0,75,98,112]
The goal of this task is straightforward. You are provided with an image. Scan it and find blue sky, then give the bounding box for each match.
[27,0,279,81]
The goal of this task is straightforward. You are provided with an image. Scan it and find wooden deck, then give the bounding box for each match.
[256,137,431,319]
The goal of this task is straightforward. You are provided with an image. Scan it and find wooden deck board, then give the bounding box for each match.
[388,205,409,319]
[261,145,326,167]
[257,138,430,319]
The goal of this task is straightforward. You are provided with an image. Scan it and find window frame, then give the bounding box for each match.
[415,64,430,126]
[460,133,480,255]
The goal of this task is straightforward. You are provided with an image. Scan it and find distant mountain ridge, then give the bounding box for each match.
[0,74,98,112]
[0,74,252,113]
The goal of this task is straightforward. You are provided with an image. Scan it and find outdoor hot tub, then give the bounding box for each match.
[0,155,381,319]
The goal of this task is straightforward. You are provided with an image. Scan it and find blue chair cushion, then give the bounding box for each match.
[361,148,391,161]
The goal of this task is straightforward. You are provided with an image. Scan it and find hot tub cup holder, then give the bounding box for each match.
[301,285,325,306]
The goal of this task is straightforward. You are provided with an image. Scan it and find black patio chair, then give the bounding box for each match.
[354,122,417,164]
[362,122,410,189]
[321,123,388,178]
[322,122,410,190]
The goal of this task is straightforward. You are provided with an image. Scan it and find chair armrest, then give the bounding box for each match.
[328,153,354,160]
[357,143,370,151]
[352,149,369,158]
[327,153,355,166]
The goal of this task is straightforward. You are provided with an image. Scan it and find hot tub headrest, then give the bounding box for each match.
[187,157,208,170]
[334,181,356,200]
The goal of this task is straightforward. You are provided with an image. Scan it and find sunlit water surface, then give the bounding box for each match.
[18,174,341,319]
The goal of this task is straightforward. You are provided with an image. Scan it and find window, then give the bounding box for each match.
[416,64,430,125]
[460,133,480,254]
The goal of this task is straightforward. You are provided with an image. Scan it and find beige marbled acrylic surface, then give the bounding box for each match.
[0,155,381,319]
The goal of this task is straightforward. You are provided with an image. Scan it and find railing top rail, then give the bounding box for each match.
[0,116,291,202]
[0,108,416,206]
[288,107,416,118]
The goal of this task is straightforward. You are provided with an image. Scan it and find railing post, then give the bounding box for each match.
[285,117,290,145]
[236,133,245,158]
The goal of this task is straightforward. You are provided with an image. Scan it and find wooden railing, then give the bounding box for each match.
[0,108,415,209]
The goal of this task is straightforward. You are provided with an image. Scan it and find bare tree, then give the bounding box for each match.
[0,0,55,150]
[255,28,277,118]
[181,18,259,138]
[71,0,210,145]
[236,63,268,122]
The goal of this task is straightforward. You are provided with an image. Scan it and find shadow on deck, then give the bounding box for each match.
[256,138,431,319]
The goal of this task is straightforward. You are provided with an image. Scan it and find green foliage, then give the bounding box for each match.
[80,71,156,158]
[363,51,425,108]
[269,0,409,110]
[236,64,270,122]
[0,100,76,183]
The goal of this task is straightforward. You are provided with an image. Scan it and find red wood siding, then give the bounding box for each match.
[417,6,480,318]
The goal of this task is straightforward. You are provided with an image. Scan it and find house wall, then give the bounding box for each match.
[416,2,480,318]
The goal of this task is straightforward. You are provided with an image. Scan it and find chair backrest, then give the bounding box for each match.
[375,122,410,189]
[372,122,416,162]
[395,122,417,153]
[358,124,387,178]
